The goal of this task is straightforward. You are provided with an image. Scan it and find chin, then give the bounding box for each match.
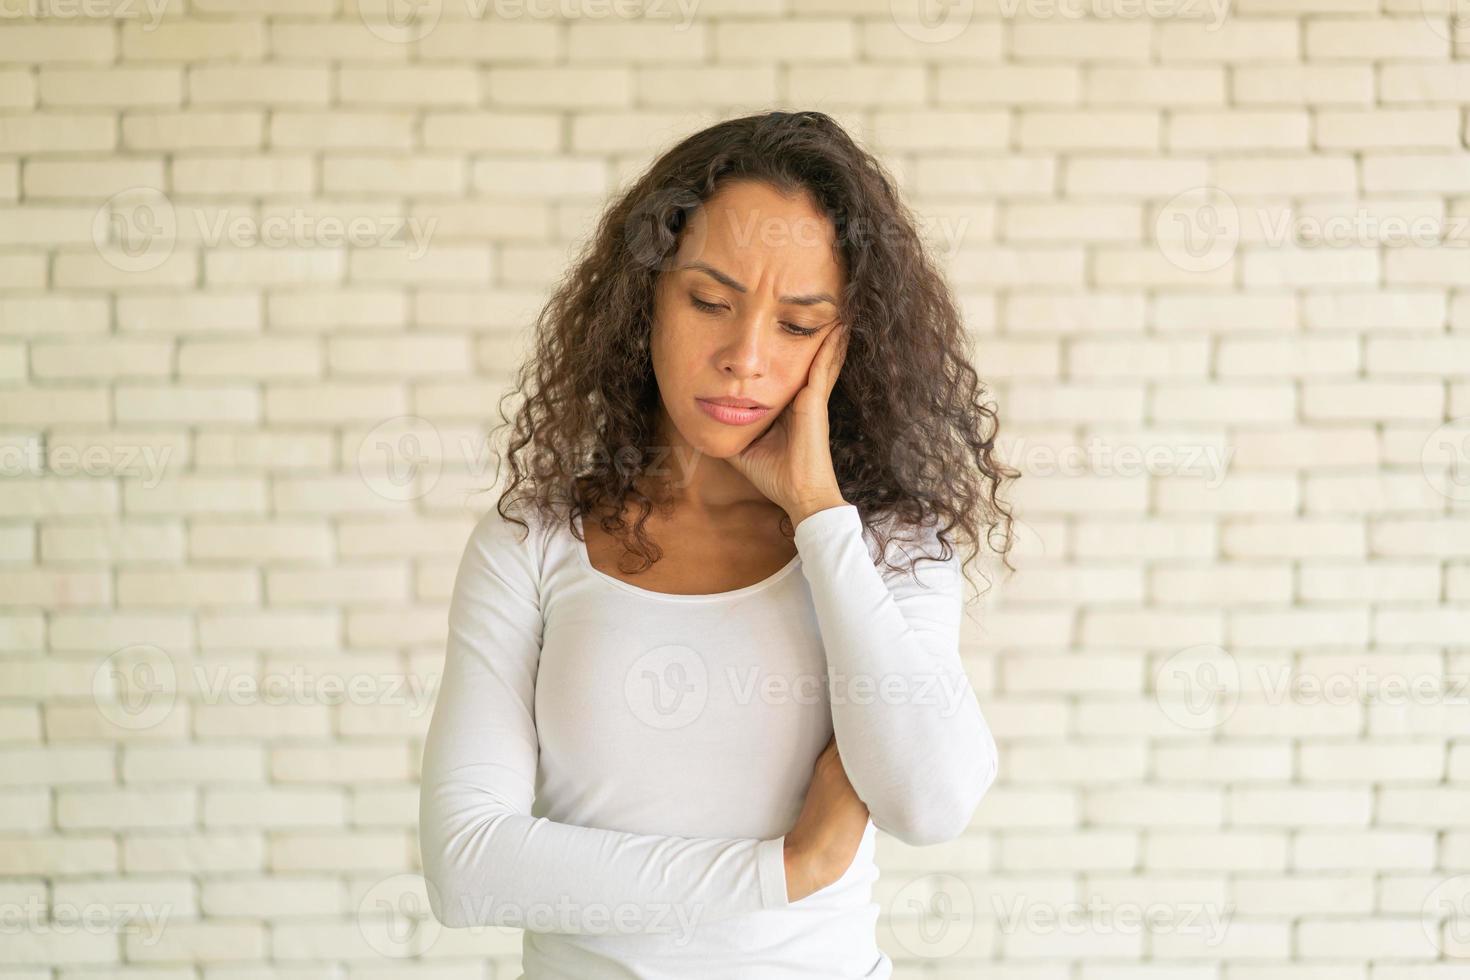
[687,425,748,458]
[669,415,756,460]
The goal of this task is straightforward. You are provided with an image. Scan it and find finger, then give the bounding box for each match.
[792,327,842,416]
[816,322,848,399]
[800,334,833,403]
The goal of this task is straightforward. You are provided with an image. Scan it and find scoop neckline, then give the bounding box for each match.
[572,511,802,603]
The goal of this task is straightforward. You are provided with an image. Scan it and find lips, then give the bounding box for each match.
[700,396,768,409]
[695,397,774,426]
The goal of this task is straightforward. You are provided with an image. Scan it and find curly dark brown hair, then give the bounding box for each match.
[484,109,1018,603]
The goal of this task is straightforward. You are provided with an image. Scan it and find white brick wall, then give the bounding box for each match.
[1,1,1468,977]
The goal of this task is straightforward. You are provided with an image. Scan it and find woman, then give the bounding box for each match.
[418,110,1016,979]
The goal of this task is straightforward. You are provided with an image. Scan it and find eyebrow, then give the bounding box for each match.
[679,261,838,308]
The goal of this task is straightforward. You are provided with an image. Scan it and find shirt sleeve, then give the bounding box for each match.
[417,506,791,933]
[792,503,999,847]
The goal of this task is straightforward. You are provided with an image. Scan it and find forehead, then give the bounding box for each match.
[674,181,845,291]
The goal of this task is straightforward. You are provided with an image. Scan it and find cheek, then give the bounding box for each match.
[649,315,702,403]
[771,354,814,401]
[652,314,710,379]
[652,321,685,387]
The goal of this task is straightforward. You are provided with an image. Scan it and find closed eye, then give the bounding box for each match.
[690,295,822,338]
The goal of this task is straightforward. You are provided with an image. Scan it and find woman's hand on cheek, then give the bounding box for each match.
[727,322,851,527]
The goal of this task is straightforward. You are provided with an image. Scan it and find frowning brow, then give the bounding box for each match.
[679,261,838,308]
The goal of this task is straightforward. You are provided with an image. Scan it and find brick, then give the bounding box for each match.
[0,25,115,63]
[0,746,114,786]
[1017,111,1160,151]
[0,69,36,108]
[268,23,408,61]
[0,113,115,153]
[121,21,266,60]
[1306,18,1451,59]
[117,292,262,332]
[567,21,709,62]
[787,66,926,108]
[31,339,173,379]
[23,159,166,200]
[123,111,265,150]
[1233,65,1374,105]
[1316,109,1463,149]
[171,155,314,196]
[1085,67,1226,106]
[39,68,182,107]
[0,835,116,875]
[1168,110,1310,150]
[270,111,415,150]
[190,66,331,106]
[1159,20,1299,61]
[338,66,479,107]
[416,20,559,61]
[0,296,110,333]
[714,19,855,61]
[486,67,633,107]
[58,788,196,829]
[937,66,1080,105]
[321,155,464,195]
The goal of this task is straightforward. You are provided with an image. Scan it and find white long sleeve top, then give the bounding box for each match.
[417,501,999,980]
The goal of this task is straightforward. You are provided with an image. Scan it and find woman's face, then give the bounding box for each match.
[649,180,845,462]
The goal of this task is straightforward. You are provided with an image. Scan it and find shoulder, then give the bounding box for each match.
[460,500,556,586]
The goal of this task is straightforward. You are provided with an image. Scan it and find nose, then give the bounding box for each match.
[716,310,766,380]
